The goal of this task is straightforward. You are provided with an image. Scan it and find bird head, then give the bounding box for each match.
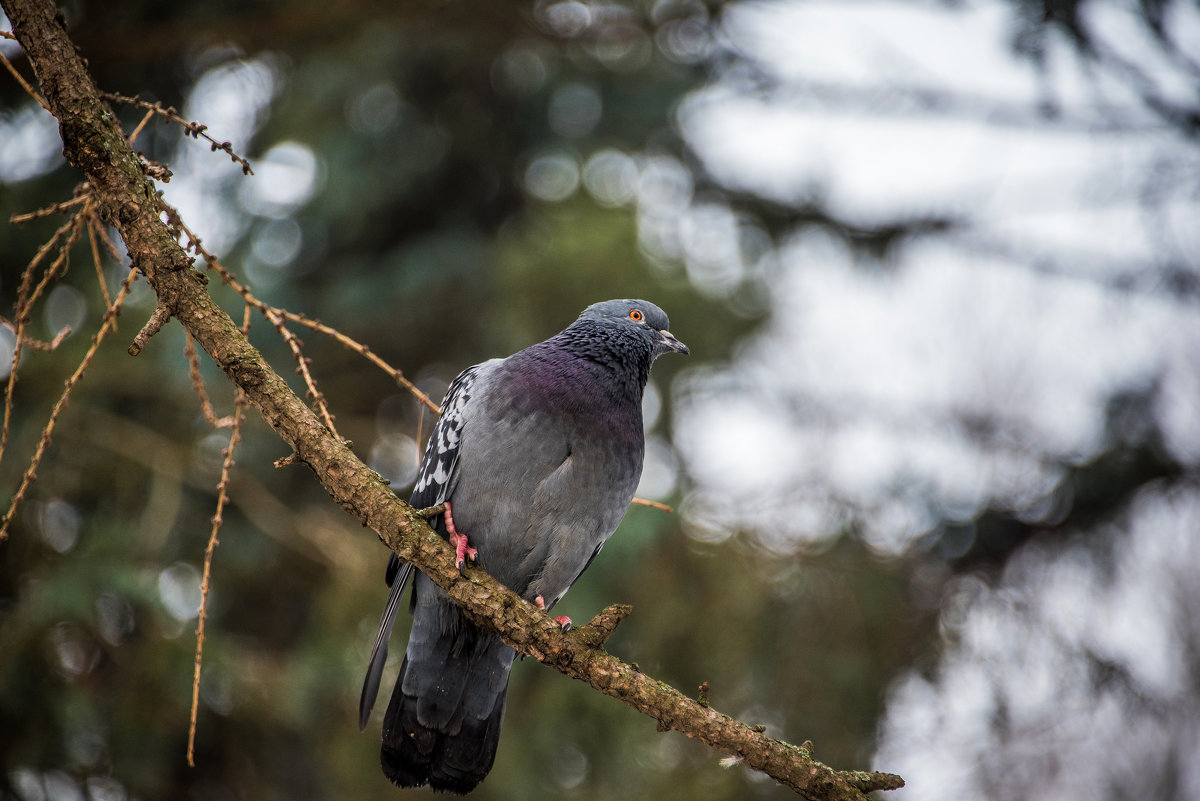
[579,299,690,359]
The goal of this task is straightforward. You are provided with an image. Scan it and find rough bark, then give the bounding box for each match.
[2,1,902,797]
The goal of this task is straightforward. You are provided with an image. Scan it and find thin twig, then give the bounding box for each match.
[187,301,252,765]
[0,46,50,111]
[631,497,674,513]
[263,306,341,439]
[85,213,114,310]
[10,193,89,225]
[0,321,71,352]
[157,201,347,437]
[127,108,156,146]
[185,332,235,428]
[128,301,171,356]
[1,208,87,467]
[88,212,126,266]
[415,404,425,465]
[24,211,85,315]
[275,308,442,416]
[187,389,247,766]
[100,91,254,175]
[0,267,138,541]
[155,199,439,418]
[13,209,84,315]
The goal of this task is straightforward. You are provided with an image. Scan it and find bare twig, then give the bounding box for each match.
[187,302,253,765]
[126,108,156,145]
[128,301,171,356]
[155,199,440,420]
[100,91,254,175]
[10,192,89,225]
[275,308,443,416]
[631,497,674,513]
[155,200,345,434]
[0,267,137,540]
[88,212,126,266]
[263,305,341,439]
[187,388,247,766]
[185,333,235,428]
[273,452,300,468]
[0,322,71,351]
[24,210,85,314]
[85,213,114,310]
[1,208,87,467]
[0,43,49,111]
[13,208,85,315]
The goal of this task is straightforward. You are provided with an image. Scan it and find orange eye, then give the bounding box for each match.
[629,309,644,322]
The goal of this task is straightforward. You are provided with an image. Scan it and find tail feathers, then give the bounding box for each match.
[381,658,508,794]
[359,561,414,730]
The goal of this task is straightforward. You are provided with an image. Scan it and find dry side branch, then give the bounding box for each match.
[1,1,903,797]
[0,267,138,539]
[161,199,440,420]
[0,35,49,110]
[128,301,171,356]
[187,390,247,766]
[101,91,254,175]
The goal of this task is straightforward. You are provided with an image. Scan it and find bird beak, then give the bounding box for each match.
[656,329,689,356]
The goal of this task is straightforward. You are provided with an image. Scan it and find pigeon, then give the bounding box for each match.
[359,299,688,794]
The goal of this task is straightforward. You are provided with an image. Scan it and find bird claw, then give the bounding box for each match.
[444,501,478,572]
[534,595,572,631]
[453,536,477,573]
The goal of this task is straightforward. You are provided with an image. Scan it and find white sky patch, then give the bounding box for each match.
[635,434,680,500]
[669,0,1200,553]
[676,226,1191,551]
[722,0,1041,101]
[680,94,1200,237]
[239,141,321,218]
[0,104,64,183]
[874,485,1200,800]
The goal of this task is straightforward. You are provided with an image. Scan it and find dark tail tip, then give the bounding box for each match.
[381,736,488,795]
[380,660,507,795]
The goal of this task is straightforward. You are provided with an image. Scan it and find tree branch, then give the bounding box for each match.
[1,1,901,796]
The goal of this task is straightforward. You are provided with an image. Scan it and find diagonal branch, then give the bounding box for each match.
[1,1,901,797]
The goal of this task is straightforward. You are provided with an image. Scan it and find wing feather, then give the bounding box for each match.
[360,362,488,725]
[410,364,483,509]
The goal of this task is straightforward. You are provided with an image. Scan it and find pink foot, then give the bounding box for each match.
[444,501,477,571]
[535,595,572,631]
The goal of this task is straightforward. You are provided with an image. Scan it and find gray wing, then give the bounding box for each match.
[358,363,488,730]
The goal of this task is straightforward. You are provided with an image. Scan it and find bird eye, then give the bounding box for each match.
[628,309,644,322]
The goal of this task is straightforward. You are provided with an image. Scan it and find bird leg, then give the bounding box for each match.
[535,595,572,631]
[443,501,477,572]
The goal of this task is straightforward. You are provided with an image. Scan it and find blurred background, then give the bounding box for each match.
[1,0,1198,799]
